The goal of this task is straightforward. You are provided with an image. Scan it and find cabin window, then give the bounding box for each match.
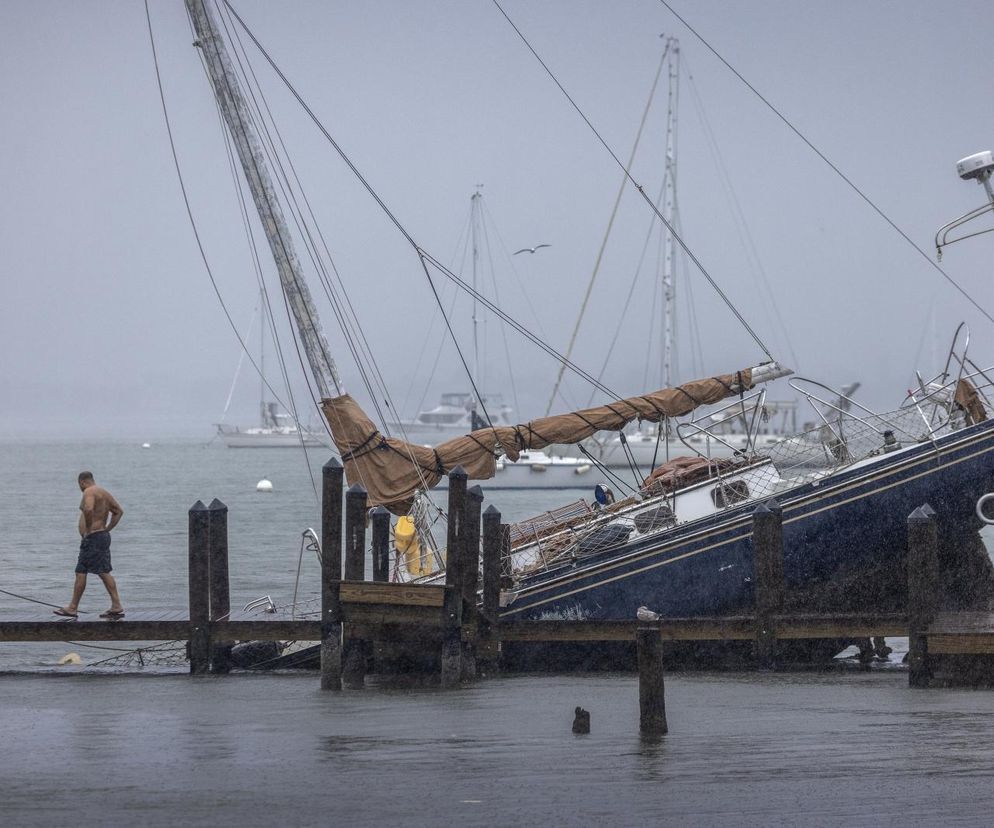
[711,480,750,508]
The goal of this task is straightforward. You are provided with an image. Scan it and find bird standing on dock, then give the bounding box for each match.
[513,243,551,255]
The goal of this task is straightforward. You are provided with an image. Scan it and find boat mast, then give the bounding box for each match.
[470,187,482,397]
[660,37,679,390]
[185,0,343,399]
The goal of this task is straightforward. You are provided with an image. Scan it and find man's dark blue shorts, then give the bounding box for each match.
[75,531,112,574]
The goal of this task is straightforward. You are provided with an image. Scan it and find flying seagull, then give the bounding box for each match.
[513,244,551,255]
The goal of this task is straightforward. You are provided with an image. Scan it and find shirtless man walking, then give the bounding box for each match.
[55,471,125,618]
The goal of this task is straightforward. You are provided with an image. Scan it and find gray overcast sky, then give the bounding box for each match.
[2,1,994,440]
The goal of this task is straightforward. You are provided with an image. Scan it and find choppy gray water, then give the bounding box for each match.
[3,440,994,826]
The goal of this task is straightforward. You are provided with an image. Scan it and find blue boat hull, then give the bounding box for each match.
[503,420,994,623]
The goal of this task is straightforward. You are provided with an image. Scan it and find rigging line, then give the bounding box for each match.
[0,586,88,613]
[479,198,551,348]
[684,63,799,372]
[401,215,472,421]
[420,248,622,402]
[200,22,321,501]
[545,38,670,416]
[221,0,617,408]
[220,303,256,421]
[479,204,521,418]
[492,0,774,363]
[416,251,497,430]
[211,81,311,436]
[225,9,435,470]
[676,206,706,379]
[656,0,994,329]
[576,445,637,497]
[222,6,395,432]
[201,1,340,398]
[586,167,669,408]
[145,0,291,421]
[221,0,494,440]
[218,11,386,466]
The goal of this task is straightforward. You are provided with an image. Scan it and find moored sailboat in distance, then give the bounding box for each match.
[216,401,329,448]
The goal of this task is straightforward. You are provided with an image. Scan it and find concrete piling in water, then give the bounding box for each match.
[637,624,667,737]
[752,500,785,670]
[342,483,369,689]
[320,458,344,691]
[908,504,939,688]
[207,498,231,674]
[370,506,390,583]
[441,466,468,688]
[188,500,210,676]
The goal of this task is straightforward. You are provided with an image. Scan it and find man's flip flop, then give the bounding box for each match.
[53,608,78,618]
[99,610,125,619]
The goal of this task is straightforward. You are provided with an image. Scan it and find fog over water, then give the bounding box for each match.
[2,2,994,443]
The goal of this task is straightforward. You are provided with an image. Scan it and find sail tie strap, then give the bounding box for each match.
[340,430,383,462]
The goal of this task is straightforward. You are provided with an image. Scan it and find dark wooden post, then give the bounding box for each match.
[370,506,391,583]
[460,485,484,680]
[188,500,210,676]
[344,484,368,581]
[342,483,369,689]
[753,500,784,670]
[637,624,667,737]
[479,505,502,674]
[321,458,344,691]
[441,466,468,687]
[500,523,512,581]
[908,504,939,689]
[207,498,231,674]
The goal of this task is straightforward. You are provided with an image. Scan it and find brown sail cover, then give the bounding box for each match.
[322,368,754,513]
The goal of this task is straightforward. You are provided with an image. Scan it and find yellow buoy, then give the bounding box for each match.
[58,652,82,666]
[395,515,432,577]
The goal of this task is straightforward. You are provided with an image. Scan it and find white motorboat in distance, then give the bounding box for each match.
[434,449,596,490]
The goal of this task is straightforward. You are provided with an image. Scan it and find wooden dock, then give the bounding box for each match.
[1,460,992,690]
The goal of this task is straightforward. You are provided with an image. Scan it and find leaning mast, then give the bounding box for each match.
[185,0,343,399]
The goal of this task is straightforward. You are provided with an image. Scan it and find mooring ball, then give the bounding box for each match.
[58,652,82,666]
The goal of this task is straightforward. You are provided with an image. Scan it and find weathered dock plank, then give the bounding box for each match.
[339,581,446,608]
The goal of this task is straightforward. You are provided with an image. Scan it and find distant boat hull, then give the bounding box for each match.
[434,450,598,490]
[217,426,328,449]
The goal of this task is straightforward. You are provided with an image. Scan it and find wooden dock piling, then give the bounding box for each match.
[370,506,390,583]
[207,498,231,674]
[461,484,484,680]
[637,624,667,737]
[908,504,939,688]
[188,500,210,675]
[441,466,468,687]
[753,500,785,670]
[479,504,502,673]
[342,483,369,689]
[320,458,344,691]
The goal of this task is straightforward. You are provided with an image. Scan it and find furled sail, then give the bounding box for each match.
[323,364,789,513]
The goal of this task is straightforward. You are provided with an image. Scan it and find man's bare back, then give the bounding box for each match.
[56,472,125,618]
[78,482,123,537]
